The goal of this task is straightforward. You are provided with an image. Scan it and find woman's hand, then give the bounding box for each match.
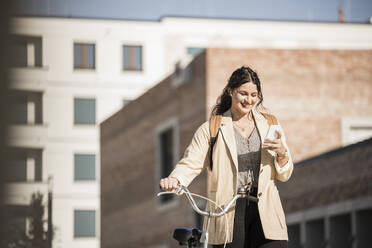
[159,177,179,191]
[262,130,288,166]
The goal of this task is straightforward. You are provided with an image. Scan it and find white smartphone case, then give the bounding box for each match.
[266,125,280,139]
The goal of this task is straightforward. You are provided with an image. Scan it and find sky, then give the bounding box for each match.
[11,0,372,23]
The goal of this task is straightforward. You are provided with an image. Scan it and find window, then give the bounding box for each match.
[156,118,179,206]
[122,99,131,106]
[187,47,205,57]
[6,148,42,182]
[288,224,301,248]
[11,35,42,67]
[356,209,372,247]
[74,43,95,69]
[329,214,351,248]
[305,219,325,248]
[74,210,96,237]
[123,45,142,71]
[74,154,96,181]
[159,128,174,203]
[74,98,96,125]
[9,90,43,125]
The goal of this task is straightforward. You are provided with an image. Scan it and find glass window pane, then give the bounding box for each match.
[305,219,324,248]
[123,45,142,71]
[288,224,301,248]
[74,43,95,69]
[160,128,173,178]
[86,44,95,68]
[187,47,205,56]
[356,209,372,248]
[329,214,351,248]
[74,98,96,125]
[74,43,82,68]
[74,154,95,180]
[134,46,142,70]
[74,210,96,237]
[159,128,174,203]
[123,45,130,70]
[122,99,131,106]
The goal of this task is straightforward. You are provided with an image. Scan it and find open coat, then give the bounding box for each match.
[169,108,294,245]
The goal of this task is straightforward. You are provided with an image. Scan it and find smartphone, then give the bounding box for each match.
[266,125,280,139]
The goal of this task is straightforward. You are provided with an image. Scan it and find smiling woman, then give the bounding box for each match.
[160,66,293,248]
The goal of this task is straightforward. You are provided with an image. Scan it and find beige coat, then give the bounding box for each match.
[169,108,294,244]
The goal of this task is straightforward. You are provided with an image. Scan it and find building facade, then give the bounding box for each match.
[5,16,372,248]
[100,48,372,247]
[279,138,372,248]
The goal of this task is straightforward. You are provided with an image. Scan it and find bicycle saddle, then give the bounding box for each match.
[173,228,202,246]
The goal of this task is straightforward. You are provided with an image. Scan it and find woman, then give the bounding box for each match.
[160,66,293,248]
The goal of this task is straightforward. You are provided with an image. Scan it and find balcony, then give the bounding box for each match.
[7,90,47,146]
[9,67,48,91]
[3,181,48,205]
[9,35,48,90]
[7,124,48,147]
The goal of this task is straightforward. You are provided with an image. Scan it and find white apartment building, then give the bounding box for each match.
[5,16,372,248]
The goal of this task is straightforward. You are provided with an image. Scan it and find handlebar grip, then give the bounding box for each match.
[157,184,184,197]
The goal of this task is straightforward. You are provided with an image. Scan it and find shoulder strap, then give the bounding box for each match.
[209,115,223,138]
[209,115,222,170]
[262,113,278,125]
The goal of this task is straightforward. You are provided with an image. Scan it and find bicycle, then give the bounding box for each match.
[157,184,259,248]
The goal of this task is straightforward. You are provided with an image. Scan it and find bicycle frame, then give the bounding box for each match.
[157,185,258,248]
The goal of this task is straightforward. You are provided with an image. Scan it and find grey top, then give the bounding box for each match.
[234,125,261,188]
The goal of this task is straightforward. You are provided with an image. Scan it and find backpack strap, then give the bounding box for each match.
[209,115,222,170]
[262,113,278,125]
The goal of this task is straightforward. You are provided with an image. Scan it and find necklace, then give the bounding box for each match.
[232,112,254,135]
[233,120,254,134]
[233,122,247,132]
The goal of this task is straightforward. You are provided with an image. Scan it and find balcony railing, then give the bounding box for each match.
[8,67,49,89]
[7,124,48,147]
[3,181,48,205]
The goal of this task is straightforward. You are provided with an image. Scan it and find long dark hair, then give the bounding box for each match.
[211,66,264,116]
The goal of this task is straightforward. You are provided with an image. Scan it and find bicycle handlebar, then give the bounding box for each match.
[157,185,258,217]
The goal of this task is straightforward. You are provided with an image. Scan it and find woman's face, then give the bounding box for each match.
[230,82,258,116]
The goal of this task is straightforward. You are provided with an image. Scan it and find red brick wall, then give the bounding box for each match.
[278,138,372,213]
[205,48,372,161]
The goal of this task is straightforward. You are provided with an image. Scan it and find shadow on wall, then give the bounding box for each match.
[1,0,11,244]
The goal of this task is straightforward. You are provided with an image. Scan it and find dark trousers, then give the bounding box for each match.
[213,189,287,248]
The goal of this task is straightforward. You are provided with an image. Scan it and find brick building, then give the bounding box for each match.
[100,48,372,247]
[279,138,372,248]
